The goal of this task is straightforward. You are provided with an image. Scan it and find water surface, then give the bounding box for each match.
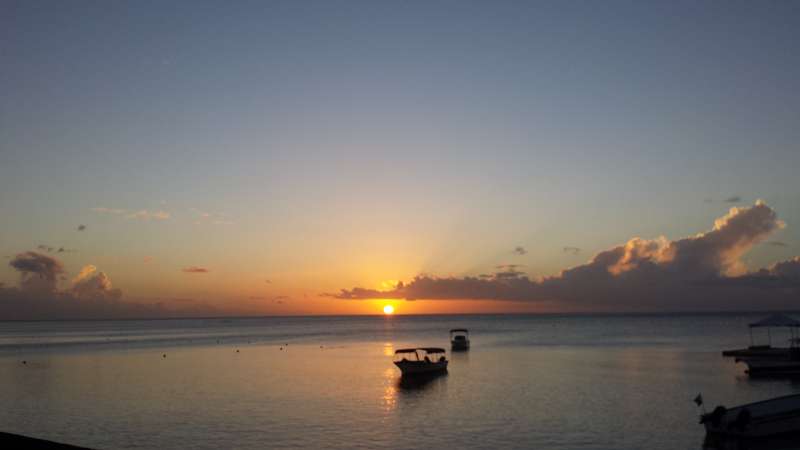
[1,314,798,449]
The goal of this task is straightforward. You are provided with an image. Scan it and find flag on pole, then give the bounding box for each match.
[694,394,703,406]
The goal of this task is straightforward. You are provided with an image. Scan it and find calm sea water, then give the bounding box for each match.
[1,313,799,450]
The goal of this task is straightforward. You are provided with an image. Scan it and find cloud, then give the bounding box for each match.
[128,210,170,220]
[37,245,76,254]
[190,208,234,226]
[725,196,743,203]
[182,266,209,273]
[513,246,527,256]
[329,201,798,311]
[92,207,170,221]
[1,251,221,319]
[9,251,64,292]
[92,207,126,215]
[77,224,87,231]
[70,265,122,301]
[563,246,581,255]
[768,257,800,279]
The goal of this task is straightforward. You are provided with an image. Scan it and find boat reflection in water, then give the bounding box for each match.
[397,370,448,391]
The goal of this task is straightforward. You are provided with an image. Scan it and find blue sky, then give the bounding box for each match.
[1,1,799,315]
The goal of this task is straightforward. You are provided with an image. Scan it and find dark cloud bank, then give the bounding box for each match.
[330,201,800,312]
[1,252,219,320]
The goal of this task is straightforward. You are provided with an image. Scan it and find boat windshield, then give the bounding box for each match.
[450,329,469,339]
[393,348,447,362]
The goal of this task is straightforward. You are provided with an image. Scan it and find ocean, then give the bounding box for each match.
[1,313,798,449]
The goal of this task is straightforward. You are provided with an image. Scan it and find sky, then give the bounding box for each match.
[1,1,799,318]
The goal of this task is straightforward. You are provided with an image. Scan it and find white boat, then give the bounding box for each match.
[393,348,448,376]
[450,328,470,351]
[700,394,800,438]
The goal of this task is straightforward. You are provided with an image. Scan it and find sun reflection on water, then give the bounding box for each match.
[381,367,397,413]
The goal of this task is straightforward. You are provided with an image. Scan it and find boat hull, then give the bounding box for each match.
[394,360,448,376]
[701,394,800,438]
[738,358,800,377]
[451,340,469,351]
[722,347,790,359]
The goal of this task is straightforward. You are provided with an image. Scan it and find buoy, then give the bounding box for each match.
[236,349,240,353]
[163,354,166,358]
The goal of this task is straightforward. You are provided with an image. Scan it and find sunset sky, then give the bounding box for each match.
[1,1,799,318]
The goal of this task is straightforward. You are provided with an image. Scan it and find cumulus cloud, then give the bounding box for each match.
[513,246,527,255]
[9,251,64,292]
[768,257,800,279]
[328,201,798,311]
[183,266,209,273]
[70,265,122,301]
[1,251,221,319]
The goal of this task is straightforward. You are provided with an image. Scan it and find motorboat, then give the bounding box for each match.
[730,315,800,377]
[723,313,800,359]
[450,328,470,351]
[393,348,448,376]
[700,393,800,438]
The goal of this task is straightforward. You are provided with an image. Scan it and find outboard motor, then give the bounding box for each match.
[730,408,751,432]
[700,406,727,427]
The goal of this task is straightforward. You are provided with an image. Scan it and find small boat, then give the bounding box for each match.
[393,348,448,376]
[450,328,470,351]
[700,394,800,438]
[723,313,800,358]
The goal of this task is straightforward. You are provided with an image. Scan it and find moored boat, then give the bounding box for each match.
[699,394,800,438]
[450,328,470,351]
[722,313,800,359]
[393,348,448,376]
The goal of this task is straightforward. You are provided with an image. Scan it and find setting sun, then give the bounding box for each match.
[382,304,395,315]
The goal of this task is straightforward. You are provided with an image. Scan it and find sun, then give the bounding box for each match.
[383,304,395,315]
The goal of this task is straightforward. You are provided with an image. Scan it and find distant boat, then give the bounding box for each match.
[393,348,448,376]
[700,393,800,438]
[722,313,800,359]
[450,328,470,351]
